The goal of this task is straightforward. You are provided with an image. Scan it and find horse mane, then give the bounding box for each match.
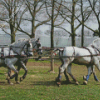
[9,40,29,55]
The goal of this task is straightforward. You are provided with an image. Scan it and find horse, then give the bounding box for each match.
[54,38,100,86]
[6,38,42,84]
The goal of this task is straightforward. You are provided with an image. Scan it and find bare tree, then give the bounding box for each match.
[17,0,51,38]
[55,0,79,46]
[78,0,92,46]
[45,0,64,72]
[0,0,26,43]
[55,0,92,46]
[88,0,100,37]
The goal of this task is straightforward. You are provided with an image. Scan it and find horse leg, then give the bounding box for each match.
[14,66,21,84]
[7,65,18,85]
[20,61,28,82]
[9,59,28,83]
[67,64,79,85]
[83,66,92,85]
[6,69,12,84]
[56,60,70,86]
[64,69,71,83]
[92,65,99,81]
[83,66,92,80]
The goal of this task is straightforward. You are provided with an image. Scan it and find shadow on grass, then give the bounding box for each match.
[30,80,75,87]
[0,72,5,75]
[0,81,6,85]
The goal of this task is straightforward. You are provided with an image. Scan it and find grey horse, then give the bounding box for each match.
[0,38,42,84]
[54,38,100,86]
[8,38,42,84]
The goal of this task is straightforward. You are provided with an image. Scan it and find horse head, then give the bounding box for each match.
[31,38,42,56]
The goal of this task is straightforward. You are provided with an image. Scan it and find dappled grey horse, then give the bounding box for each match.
[0,38,42,84]
[7,38,42,84]
[54,38,100,85]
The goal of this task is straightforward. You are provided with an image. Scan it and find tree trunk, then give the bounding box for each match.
[81,0,84,47]
[10,23,15,43]
[11,32,15,43]
[31,1,37,38]
[81,25,84,47]
[72,34,75,46]
[99,22,100,37]
[50,0,55,72]
[71,0,75,46]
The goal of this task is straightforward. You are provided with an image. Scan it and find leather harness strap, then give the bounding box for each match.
[83,47,93,65]
[1,47,4,59]
[0,47,27,59]
[91,45,100,54]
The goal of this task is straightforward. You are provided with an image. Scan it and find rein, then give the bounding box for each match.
[91,45,100,54]
[0,41,30,59]
[53,46,100,59]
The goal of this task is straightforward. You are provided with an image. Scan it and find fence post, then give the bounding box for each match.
[49,50,55,73]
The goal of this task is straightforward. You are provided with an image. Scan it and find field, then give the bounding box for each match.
[0,60,100,100]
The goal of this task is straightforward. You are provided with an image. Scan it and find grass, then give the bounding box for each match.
[0,61,100,100]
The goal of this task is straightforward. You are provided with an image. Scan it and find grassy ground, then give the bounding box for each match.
[0,60,100,100]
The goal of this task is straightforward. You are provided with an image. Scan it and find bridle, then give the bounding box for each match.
[22,41,33,57]
[33,40,41,54]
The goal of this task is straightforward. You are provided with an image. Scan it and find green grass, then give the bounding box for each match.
[0,61,100,100]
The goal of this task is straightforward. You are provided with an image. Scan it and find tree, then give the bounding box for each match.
[55,0,79,46]
[55,0,92,46]
[45,0,64,72]
[88,0,100,37]
[78,0,92,46]
[51,0,55,49]
[0,0,26,43]
[17,0,51,38]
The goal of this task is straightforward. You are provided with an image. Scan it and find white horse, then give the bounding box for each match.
[8,38,42,83]
[54,38,100,85]
[0,38,41,84]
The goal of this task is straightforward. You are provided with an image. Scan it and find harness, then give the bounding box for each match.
[91,45,100,54]
[0,43,29,59]
[58,46,99,65]
[83,47,93,65]
[1,47,4,59]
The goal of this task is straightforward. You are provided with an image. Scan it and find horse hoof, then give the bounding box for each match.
[83,76,86,80]
[16,81,20,84]
[75,81,79,85]
[9,82,14,85]
[83,81,87,85]
[57,82,61,87]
